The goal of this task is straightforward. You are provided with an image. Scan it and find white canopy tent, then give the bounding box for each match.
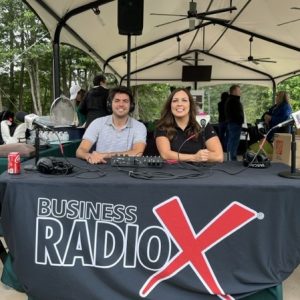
[23,0,300,97]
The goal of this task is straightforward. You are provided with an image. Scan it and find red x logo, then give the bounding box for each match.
[140,197,258,299]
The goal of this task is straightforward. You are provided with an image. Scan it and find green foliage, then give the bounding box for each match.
[60,45,100,96]
[0,0,102,114]
[133,84,170,122]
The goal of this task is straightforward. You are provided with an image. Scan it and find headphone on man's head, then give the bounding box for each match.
[37,157,73,175]
[243,150,270,168]
[106,89,135,114]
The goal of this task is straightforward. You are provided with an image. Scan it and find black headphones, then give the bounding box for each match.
[37,157,73,175]
[243,150,271,168]
[106,88,135,114]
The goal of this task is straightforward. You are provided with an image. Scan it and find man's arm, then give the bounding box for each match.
[109,142,146,157]
[76,119,147,164]
[76,139,93,161]
[76,139,146,164]
[76,139,111,164]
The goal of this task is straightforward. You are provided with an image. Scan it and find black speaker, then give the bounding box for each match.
[118,0,144,35]
[182,65,212,82]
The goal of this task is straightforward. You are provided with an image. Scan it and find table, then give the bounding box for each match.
[0,160,298,300]
[0,140,81,174]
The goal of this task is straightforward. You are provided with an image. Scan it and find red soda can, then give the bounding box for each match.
[8,152,21,175]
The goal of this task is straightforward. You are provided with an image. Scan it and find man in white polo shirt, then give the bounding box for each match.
[76,86,147,164]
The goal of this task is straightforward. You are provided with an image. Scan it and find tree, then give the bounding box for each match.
[0,0,104,116]
[132,84,170,122]
[0,0,50,114]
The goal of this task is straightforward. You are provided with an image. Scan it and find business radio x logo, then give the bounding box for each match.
[140,197,261,300]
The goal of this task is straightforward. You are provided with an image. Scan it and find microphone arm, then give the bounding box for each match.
[273,110,300,129]
[23,126,41,171]
[35,127,40,166]
[273,118,294,129]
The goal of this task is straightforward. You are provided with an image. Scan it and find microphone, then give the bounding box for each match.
[186,134,196,142]
[176,134,197,163]
[16,111,50,130]
[272,110,300,129]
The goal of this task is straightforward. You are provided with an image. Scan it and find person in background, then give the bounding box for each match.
[263,91,292,142]
[70,84,86,127]
[225,84,244,161]
[78,74,109,128]
[76,86,147,164]
[155,88,223,163]
[218,91,229,151]
[0,110,26,144]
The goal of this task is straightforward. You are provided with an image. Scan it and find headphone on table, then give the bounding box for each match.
[243,150,271,168]
[106,89,135,114]
[37,157,73,175]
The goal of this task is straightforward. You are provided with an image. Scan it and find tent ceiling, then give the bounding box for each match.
[23,0,300,88]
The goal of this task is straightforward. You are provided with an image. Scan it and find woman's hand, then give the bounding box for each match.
[194,149,209,162]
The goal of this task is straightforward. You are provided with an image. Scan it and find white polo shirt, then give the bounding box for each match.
[83,115,147,152]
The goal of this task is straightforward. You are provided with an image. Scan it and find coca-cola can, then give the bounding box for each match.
[8,152,21,175]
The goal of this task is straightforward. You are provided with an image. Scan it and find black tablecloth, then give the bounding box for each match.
[0,160,298,300]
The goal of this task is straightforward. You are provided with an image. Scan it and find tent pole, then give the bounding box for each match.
[272,83,276,104]
[127,34,131,88]
[194,52,199,90]
[53,42,60,99]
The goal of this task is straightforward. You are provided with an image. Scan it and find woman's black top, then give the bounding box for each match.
[155,123,217,154]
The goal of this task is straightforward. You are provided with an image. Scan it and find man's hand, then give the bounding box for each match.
[86,151,109,164]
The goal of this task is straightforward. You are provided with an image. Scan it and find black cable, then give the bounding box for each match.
[173,124,275,176]
[43,130,108,176]
[177,133,196,162]
[175,132,215,175]
[128,170,211,180]
[117,165,212,180]
[210,127,275,175]
[35,162,106,179]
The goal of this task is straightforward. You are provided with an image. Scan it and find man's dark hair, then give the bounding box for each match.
[109,86,134,104]
[93,74,106,86]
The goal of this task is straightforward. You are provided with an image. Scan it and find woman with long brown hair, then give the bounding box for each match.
[155,88,223,163]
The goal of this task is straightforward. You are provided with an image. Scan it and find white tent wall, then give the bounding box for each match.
[22,0,300,94]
